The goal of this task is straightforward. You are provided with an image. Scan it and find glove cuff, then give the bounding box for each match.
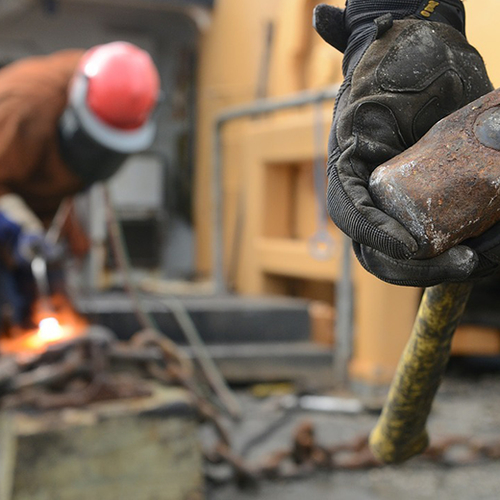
[343,0,465,77]
[415,0,465,35]
[345,1,420,31]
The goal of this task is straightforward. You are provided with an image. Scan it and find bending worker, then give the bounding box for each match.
[314,0,500,285]
[0,41,161,328]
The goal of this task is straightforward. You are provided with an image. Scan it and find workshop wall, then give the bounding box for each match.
[194,0,343,278]
[467,0,500,88]
[193,0,500,395]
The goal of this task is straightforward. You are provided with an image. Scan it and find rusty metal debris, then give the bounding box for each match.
[4,326,500,489]
[225,422,500,485]
[0,328,151,410]
[0,325,244,482]
[255,422,381,480]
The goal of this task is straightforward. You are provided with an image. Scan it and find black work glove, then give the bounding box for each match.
[314,1,494,287]
[354,222,500,287]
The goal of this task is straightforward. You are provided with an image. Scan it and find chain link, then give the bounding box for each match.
[3,329,500,488]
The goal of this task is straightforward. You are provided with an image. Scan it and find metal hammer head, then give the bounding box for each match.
[369,88,500,259]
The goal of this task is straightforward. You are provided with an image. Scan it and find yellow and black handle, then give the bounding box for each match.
[369,281,473,464]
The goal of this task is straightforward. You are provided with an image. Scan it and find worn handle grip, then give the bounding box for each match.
[369,281,473,464]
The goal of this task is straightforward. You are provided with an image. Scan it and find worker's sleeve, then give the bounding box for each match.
[0,99,47,199]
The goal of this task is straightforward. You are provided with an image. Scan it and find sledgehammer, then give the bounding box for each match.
[367,87,500,464]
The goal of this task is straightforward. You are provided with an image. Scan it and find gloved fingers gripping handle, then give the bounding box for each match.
[465,220,500,257]
[369,281,473,464]
[327,81,420,261]
[328,148,418,261]
[459,221,500,279]
[353,242,478,288]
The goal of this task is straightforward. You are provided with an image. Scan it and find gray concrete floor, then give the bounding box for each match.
[207,368,500,500]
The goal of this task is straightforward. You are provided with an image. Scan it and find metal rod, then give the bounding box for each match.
[103,185,242,420]
[334,235,354,389]
[212,85,339,294]
[45,198,72,247]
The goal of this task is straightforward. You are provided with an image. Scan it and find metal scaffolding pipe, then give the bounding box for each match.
[212,85,339,294]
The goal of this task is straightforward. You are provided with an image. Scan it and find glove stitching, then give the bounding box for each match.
[353,242,431,286]
[379,60,454,93]
[367,245,476,272]
[351,99,408,158]
[354,243,470,287]
[327,159,415,260]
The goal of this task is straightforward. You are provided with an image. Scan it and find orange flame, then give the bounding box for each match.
[0,294,87,357]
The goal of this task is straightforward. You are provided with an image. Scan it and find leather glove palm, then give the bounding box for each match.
[314,1,494,286]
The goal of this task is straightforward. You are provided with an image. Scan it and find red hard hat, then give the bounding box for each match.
[68,41,161,153]
[80,42,160,129]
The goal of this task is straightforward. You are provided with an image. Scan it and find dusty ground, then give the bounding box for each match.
[207,362,500,500]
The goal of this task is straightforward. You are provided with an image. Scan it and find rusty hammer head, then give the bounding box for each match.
[369,88,500,259]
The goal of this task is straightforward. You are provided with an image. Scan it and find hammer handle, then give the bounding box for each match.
[369,281,473,464]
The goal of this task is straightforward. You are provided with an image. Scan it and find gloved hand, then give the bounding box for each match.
[15,232,61,265]
[353,225,500,287]
[0,194,54,266]
[0,195,61,327]
[314,1,494,286]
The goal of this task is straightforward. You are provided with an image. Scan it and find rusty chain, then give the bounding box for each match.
[240,422,500,482]
[0,327,242,479]
[3,329,500,488]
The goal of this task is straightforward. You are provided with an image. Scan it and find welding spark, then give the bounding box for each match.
[38,317,65,343]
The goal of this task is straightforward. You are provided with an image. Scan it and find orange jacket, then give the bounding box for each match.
[0,50,86,225]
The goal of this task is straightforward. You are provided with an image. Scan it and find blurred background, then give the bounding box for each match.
[1,1,500,499]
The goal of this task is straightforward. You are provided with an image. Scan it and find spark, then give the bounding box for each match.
[37,317,65,343]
